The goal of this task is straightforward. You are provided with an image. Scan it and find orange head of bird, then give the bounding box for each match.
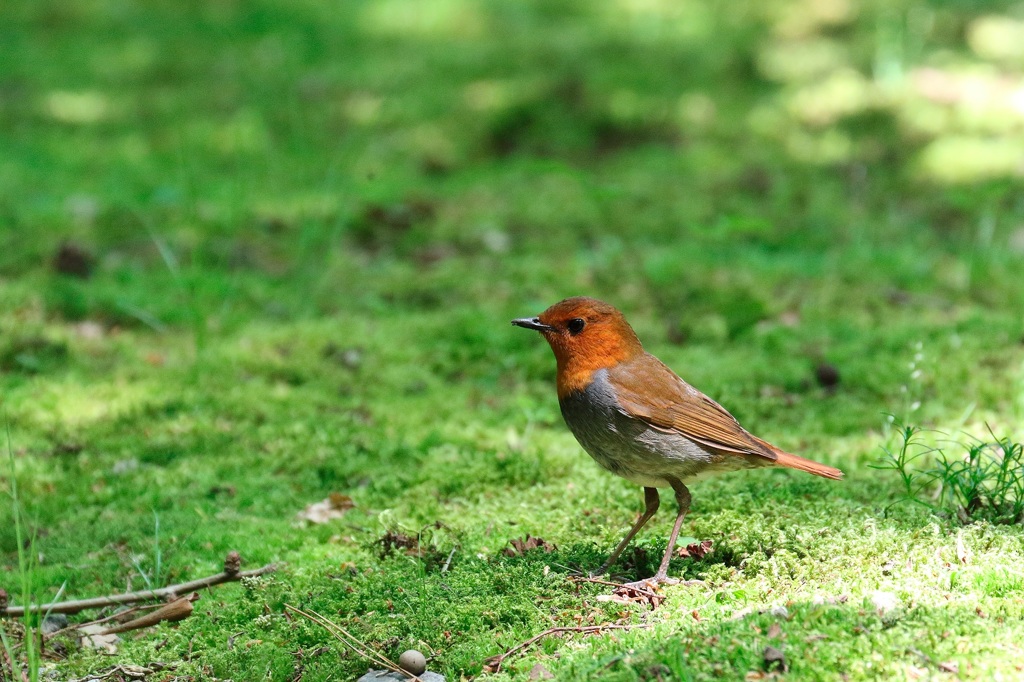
[512,297,644,397]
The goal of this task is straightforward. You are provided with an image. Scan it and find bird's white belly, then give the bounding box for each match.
[559,369,744,487]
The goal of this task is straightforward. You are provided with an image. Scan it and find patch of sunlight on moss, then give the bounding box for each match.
[676,92,716,130]
[746,101,789,138]
[973,568,1024,597]
[117,133,150,163]
[786,68,874,126]
[463,80,514,112]
[19,379,156,430]
[609,89,666,123]
[404,123,456,162]
[214,110,271,154]
[90,37,157,77]
[360,0,487,39]
[757,38,849,82]
[785,128,853,164]
[909,67,1024,135]
[967,15,1024,63]
[897,96,951,138]
[341,93,382,124]
[616,0,684,16]
[605,0,714,42]
[44,90,110,124]
[916,135,1024,183]
[1016,359,1024,421]
[463,78,546,117]
[770,0,856,39]
[185,117,268,158]
[251,192,342,223]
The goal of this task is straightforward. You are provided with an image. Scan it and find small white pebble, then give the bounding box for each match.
[769,605,789,619]
[871,591,900,614]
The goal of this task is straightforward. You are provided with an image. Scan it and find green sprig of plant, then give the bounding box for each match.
[873,421,1024,524]
[2,421,40,682]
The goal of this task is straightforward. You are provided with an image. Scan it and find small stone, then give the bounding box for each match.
[871,590,900,614]
[763,645,787,672]
[769,605,789,619]
[398,650,427,676]
[42,613,69,634]
[53,242,94,279]
[814,363,840,390]
[111,458,139,474]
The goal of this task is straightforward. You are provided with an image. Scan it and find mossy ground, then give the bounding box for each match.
[3,0,1024,679]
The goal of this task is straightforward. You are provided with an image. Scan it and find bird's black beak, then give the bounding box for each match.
[511,317,555,332]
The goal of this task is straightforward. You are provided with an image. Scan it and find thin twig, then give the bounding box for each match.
[68,664,155,682]
[2,555,276,617]
[43,605,140,641]
[285,605,422,682]
[485,623,651,673]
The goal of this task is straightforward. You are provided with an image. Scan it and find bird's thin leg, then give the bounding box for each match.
[651,480,691,582]
[590,487,659,577]
[623,479,698,590]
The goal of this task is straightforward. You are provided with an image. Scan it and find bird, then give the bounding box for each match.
[512,297,842,587]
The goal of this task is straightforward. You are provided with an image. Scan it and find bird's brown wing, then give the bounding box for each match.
[607,354,777,461]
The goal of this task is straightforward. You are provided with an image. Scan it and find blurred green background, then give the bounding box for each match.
[2,0,1024,680]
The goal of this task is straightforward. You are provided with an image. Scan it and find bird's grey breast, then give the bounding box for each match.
[559,369,728,487]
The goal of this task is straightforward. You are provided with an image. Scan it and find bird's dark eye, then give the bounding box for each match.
[567,318,586,335]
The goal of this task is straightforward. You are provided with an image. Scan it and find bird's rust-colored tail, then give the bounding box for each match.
[752,436,843,480]
[772,450,843,480]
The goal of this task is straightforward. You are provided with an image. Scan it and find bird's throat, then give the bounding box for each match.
[553,342,639,399]
[556,362,596,399]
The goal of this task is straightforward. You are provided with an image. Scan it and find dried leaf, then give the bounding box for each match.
[767,622,782,639]
[296,494,355,525]
[502,535,556,557]
[939,661,959,674]
[676,540,713,559]
[608,583,666,610]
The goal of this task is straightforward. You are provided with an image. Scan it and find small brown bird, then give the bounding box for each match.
[513,297,842,587]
